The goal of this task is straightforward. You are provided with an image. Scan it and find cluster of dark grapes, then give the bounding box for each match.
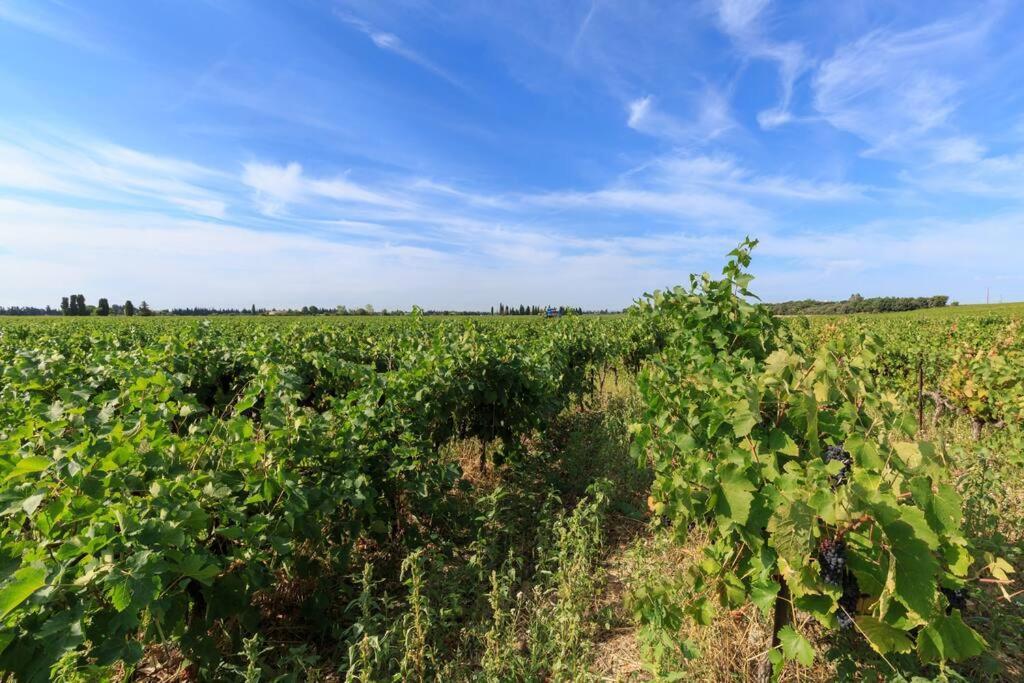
[819,538,860,629]
[822,443,852,489]
[819,538,846,584]
[941,586,969,613]
[837,574,860,629]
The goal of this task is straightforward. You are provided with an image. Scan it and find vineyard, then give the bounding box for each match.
[1,246,1022,681]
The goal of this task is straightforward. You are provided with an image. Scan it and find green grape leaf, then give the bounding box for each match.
[931,484,964,534]
[4,456,50,482]
[749,579,781,616]
[21,493,46,517]
[767,500,815,573]
[916,610,986,663]
[0,565,47,620]
[107,580,134,612]
[854,616,913,654]
[767,428,799,456]
[847,435,883,470]
[730,406,758,438]
[882,515,939,621]
[777,625,814,666]
[171,555,221,585]
[714,465,755,526]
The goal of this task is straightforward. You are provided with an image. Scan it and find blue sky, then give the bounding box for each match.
[2,0,1024,309]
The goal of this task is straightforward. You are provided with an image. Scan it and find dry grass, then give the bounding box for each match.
[589,514,650,681]
[126,645,194,682]
[589,521,922,682]
[448,436,500,490]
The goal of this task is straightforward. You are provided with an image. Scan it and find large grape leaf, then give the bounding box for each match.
[767,428,799,457]
[749,578,780,616]
[0,566,47,620]
[931,484,964,534]
[881,514,938,621]
[854,616,913,655]
[778,625,814,666]
[909,477,964,538]
[4,456,50,482]
[714,465,754,526]
[767,499,815,573]
[916,610,986,663]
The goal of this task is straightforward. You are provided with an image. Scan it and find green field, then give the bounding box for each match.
[2,264,1022,681]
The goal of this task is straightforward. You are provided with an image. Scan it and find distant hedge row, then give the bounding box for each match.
[769,294,949,315]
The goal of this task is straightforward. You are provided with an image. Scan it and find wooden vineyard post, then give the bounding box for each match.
[917,355,925,434]
[756,577,793,683]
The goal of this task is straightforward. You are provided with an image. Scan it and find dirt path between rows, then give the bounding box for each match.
[589,514,650,681]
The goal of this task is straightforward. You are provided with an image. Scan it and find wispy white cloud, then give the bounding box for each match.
[240,161,303,216]
[237,149,861,243]
[407,178,513,210]
[626,89,735,142]
[523,152,864,230]
[0,128,229,218]
[4,188,1017,308]
[335,11,468,91]
[568,0,599,60]
[930,137,987,165]
[715,0,807,129]
[241,161,410,216]
[626,96,652,130]
[717,0,771,35]
[0,0,104,51]
[639,154,868,201]
[812,11,996,155]
[0,128,837,307]
[527,186,767,227]
[900,151,1024,199]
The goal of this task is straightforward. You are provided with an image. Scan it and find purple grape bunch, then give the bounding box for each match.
[942,586,969,613]
[822,443,852,489]
[819,538,847,584]
[819,538,860,629]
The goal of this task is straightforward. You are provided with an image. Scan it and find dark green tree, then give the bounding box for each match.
[60,297,70,316]
[139,301,152,316]
[96,298,110,316]
[124,300,135,317]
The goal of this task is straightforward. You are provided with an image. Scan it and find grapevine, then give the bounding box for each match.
[0,313,664,679]
[633,239,1008,677]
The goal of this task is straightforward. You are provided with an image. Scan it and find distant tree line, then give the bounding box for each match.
[494,303,585,316]
[1,297,619,317]
[269,305,393,316]
[0,306,61,316]
[769,294,950,315]
[263,305,610,316]
[166,306,264,316]
[53,295,149,317]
